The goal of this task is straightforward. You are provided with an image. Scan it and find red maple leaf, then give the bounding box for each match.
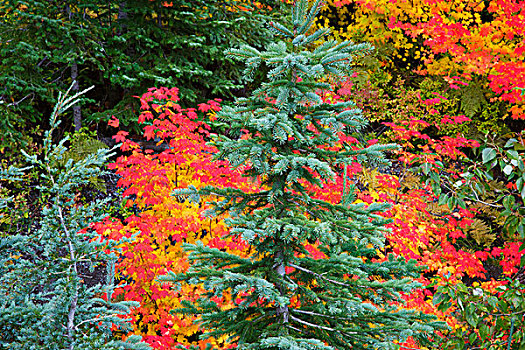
[108,116,119,128]
[113,130,129,143]
[198,103,212,112]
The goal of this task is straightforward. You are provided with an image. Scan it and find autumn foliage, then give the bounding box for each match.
[97,87,258,349]
[95,81,525,349]
[4,0,525,348]
[90,2,525,347]
[319,83,525,347]
[316,0,525,120]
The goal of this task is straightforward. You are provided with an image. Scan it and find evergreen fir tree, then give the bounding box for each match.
[162,1,444,349]
[0,0,282,134]
[0,85,149,350]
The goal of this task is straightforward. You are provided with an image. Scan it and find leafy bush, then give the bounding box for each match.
[96,87,251,349]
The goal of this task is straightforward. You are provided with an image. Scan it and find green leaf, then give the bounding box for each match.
[430,170,440,184]
[503,164,514,176]
[457,283,468,293]
[507,149,519,160]
[474,182,483,194]
[516,220,525,237]
[479,324,489,341]
[447,196,456,210]
[505,138,518,148]
[482,148,497,164]
[465,304,479,327]
[503,195,515,210]
[421,162,431,175]
[498,299,509,313]
[438,194,449,206]
[487,296,498,310]
[433,292,446,306]
[482,169,494,181]
[469,332,477,344]
[432,182,442,196]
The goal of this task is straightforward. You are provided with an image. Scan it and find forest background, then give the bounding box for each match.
[0,0,524,349]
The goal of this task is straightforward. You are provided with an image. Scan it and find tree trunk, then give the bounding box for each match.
[71,61,81,131]
[117,1,127,35]
[65,3,81,131]
[275,249,289,323]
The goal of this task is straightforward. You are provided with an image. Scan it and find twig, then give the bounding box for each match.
[289,263,355,288]
[286,324,304,333]
[467,182,503,208]
[74,313,121,329]
[492,309,525,318]
[5,93,34,107]
[49,164,78,350]
[290,315,357,334]
[292,308,348,320]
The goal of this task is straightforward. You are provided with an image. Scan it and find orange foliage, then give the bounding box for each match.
[97,87,254,349]
[317,0,525,119]
[318,87,524,339]
[97,86,523,349]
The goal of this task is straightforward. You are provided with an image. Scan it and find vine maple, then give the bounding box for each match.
[317,83,525,348]
[315,0,525,121]
[96,87,254,349]
[98,82,524,349]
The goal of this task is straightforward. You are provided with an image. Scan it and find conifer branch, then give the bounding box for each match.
[56,202,79,350]
[46,131,79,349]
[292,308,348,320]
[1,84,147,349]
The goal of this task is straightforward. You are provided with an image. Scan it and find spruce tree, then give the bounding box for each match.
[162,1,444,349]
[0,85,149,350]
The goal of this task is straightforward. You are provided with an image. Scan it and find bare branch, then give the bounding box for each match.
[5,93,34,107]
[290,315,357,335]
[289,263,353,288]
